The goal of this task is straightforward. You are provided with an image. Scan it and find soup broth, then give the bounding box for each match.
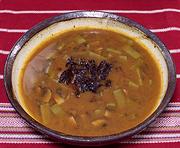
[20,28,161,136]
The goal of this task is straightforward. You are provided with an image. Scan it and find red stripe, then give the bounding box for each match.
[0,110,15,114]
[155,32,180,49]
[0,131,37,135]
[0,81,9,103]
[172,53,180,74]
[1,13,180,30]
[0,143,60,148]
[141,130,180,134]
[172,78,180,102]
[121,12,180,29]
[0,55,6,73]
[0,32,22,50]
[0,14,55,30]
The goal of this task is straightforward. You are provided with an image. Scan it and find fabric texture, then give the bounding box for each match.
[0,0,180,147]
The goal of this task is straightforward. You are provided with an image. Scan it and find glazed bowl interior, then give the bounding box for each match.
[4,11,176,146]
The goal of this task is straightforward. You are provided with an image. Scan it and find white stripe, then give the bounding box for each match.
[1,8,180,14]
[1,27,180,33]
[165,106,180,111]
[177,74,180,79]
[0,103,11,106]
[134,133,180,138]
[0,107,15,111]
[0,134,43,139]
[0,28,27,33]
[169,49,180,54]
[150,27,180,32]
[120,139,180,144]
[0,133,180,140]
[169,102,180,105]
[0,75,3,80]
[0,50,10,55]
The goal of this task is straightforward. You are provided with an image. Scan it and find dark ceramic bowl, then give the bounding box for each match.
[4,11,176,146]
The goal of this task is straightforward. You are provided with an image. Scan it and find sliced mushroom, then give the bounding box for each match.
[94,109,104,118]
[40,88,52,103]
[104,110,112,118]
[91,119,107,127]
[54,94,64,105]
[34,86,41,95]
[106,103,116,111]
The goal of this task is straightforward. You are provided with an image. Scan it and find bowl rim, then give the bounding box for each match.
[4,11,176,146]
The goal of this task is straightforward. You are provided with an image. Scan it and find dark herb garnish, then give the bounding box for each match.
[59,57,112,96]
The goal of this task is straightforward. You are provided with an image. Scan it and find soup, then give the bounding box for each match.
[20,28,161,136]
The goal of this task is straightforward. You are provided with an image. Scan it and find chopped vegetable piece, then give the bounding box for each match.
[106,103,116,111]
[104,110,112,118]
[75,36,86,44]
[71,51,89,57]
[80,114,89,129]
[94,109,104,118]
[41,88,52,103]
[68,110,77,116]
[136,68,143,85]
[119,113,125,118]
[66,94,70,100]
[44,62,51,74]
[50,104,65,116]
[123,89,128,96]
[88,51,106,60]
[108,53,113,58]
[63,54,69,60]
[131,58,144,70]
[34,86,41,95]
[40,104,51,125]
[126,98,140,108]
[106,48,122,55]
[128,114,137,120]
[89,41,100,47]
[99,91,103,97]
[97,47,103,53]
[113,89,126,108]
[128,81,139,89]
[46,52,56,60]
[68,116,78,128]
[123,46,141,59]
[127,39,134,45]
[56,85,68,98]
[45,62,56,78]
[91,119,107,127]
[56,42,64,51]
[119,56,127,61]
[149,79,152,85]
[54,94,64,105]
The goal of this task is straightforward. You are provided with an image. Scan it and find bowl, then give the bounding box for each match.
[4,11,176,146]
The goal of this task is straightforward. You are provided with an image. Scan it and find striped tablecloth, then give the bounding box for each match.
[0,0,180,147]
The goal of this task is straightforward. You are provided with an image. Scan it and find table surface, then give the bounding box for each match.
[0,0,180,147]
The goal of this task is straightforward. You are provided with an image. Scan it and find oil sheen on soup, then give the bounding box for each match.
[20,28,161,136]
